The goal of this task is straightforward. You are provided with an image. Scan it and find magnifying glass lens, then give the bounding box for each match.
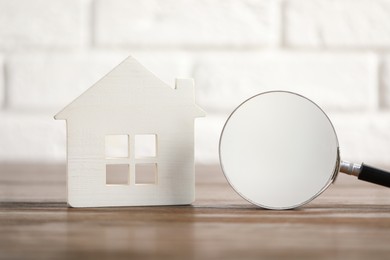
[219,91,339,209]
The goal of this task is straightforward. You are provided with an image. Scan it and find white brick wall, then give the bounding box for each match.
[0,112,65,161]
[330,112,390,166]
[285,0,390,48]
[7,51,193,111]
[0,0,389,168]
[383,56,390,108]
[7,52,126,110]
[0,0,89,49]
[0,55,3,107]
[94,0,277,47]
[193,52,378,112]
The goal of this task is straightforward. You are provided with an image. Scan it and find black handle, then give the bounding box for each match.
[358,164,390,188]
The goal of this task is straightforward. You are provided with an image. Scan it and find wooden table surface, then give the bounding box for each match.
[1,164,390,260]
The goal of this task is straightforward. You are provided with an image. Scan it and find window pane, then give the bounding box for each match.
[105,135,129,158]
[106,164,129,185]
[135,163,157,184]
[135,134,157,158]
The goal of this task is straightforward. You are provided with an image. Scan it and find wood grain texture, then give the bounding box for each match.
[1,164,390,259]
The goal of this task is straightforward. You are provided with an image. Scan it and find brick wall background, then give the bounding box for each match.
[1,0,390,166]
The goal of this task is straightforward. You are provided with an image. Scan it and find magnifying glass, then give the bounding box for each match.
[219,91,390,209]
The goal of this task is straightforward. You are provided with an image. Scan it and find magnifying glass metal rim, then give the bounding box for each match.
[219,90,341,210]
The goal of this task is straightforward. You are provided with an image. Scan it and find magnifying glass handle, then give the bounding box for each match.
[340,161,390,188]
[359,164,390,188]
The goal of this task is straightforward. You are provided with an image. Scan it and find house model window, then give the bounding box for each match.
[106,164,129,185]
[135,134,157,158]
[136,163,157,184]
[135,134,157,184]
[105,134,158,185]
[105,135,129,158]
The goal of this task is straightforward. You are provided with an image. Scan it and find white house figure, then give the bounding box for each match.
[55,56,205,207]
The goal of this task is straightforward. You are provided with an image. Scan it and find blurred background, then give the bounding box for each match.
[0,0,390,166]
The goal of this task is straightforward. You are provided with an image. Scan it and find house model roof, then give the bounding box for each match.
[55,56,205,120]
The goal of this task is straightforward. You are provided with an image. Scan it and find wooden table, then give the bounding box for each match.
[1,164,390,259]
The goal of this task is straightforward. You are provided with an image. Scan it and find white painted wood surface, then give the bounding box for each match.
[55,56,205,207]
